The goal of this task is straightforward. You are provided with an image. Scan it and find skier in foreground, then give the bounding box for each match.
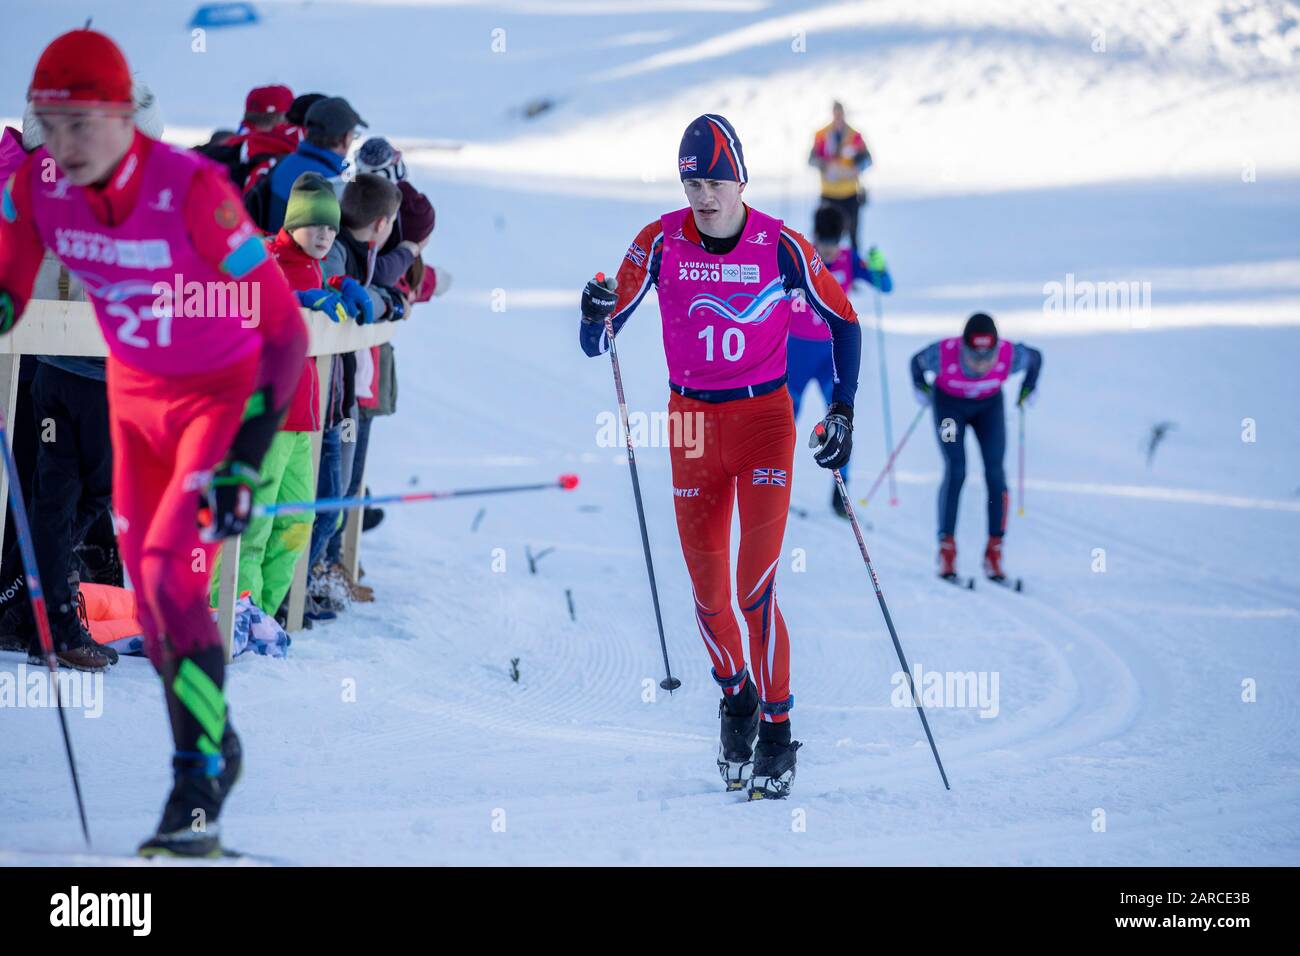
[579,115,862,799]
[0,30,308,856]
[910,313,1041,585]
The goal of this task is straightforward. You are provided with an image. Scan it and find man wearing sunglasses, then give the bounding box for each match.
[910,313,1042,583]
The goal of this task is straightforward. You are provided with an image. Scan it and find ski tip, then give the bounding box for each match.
[660,676,682,692]
[558,473,580,490]
[966,577,975,590]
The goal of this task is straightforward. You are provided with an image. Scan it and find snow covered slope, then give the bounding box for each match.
[1,0,1298,865]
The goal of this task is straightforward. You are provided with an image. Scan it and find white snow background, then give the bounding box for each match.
[0,0,1298,865]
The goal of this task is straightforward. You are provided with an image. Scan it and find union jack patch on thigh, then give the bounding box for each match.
[752,468,787,486]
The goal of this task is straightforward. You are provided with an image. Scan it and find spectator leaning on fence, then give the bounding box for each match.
[305,173,404,614]
[208,172,370,625]
[252,95,366,234]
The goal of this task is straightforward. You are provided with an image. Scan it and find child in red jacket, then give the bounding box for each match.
[209,172,366,620]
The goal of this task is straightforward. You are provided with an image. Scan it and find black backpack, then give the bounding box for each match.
[194,131,278,191]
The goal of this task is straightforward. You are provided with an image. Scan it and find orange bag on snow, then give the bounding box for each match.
[79,582,146,655]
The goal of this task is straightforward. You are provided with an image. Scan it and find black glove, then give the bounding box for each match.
[580,273,618,325]
[809,402,853,470]
[198,461,261,542]
[198,387,283,540]
[380,286,407,321]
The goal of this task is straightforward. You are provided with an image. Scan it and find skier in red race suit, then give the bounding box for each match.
[0,30,308,856]
[579,114,863,799]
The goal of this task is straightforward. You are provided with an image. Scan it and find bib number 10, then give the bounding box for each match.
[698,325,745,362]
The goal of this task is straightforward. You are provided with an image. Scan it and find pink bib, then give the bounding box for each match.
[934,336,1013,399]
[28,142,260,378]
[655,206,791,391]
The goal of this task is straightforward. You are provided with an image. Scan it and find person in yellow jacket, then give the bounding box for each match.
[808,101,872,253]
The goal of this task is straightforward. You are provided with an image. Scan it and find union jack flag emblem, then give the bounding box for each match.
[625,241,647,267]
[679,155,697,173]
[752,468,787,486]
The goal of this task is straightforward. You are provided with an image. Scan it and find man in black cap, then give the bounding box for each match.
[259,96,366,232]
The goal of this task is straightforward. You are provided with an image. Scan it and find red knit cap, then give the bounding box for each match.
[28,29,133,114]
[245,85,294,117]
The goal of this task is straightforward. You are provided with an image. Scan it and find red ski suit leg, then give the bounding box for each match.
[669,387,796,722]
[107,354,258,669]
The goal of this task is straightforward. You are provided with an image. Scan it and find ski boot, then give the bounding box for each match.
[937,534,958,580]
[138,724,241,859]
[716,673,759,792]
[983,535,1006,582]
[748,719,801,801]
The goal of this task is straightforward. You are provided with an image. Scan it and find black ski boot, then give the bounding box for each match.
[138,724,242,858]
[748,718,802,800]
[138,754,227,858]
[716,672,759,792]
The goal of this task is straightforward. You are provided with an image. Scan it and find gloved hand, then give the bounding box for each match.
[809,402,853,470]
[296,288,350,323]
[383,288,407,321]
[0,289,17,335]
[913,379,932,405]
[867,246,887,273]
[197,386,283,540]
[329,275,373,325]
[197,461,261,542]
[1018,384,1036,408]
[581,273,618,325]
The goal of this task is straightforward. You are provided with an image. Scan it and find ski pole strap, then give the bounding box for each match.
[669,373,787,404]
[712,666,750,690]
[760,695,794,717]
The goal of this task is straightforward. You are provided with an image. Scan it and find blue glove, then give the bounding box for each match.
[335,277,374,325]
[296,288,349,323]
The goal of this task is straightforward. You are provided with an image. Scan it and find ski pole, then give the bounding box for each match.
[1017,402,1026,517]
[598,274,681,693]
[873,290,899,506]
[814,425,951,791]
[858,402,927,508]
[247,474,580,520]
[0,411,91,844]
